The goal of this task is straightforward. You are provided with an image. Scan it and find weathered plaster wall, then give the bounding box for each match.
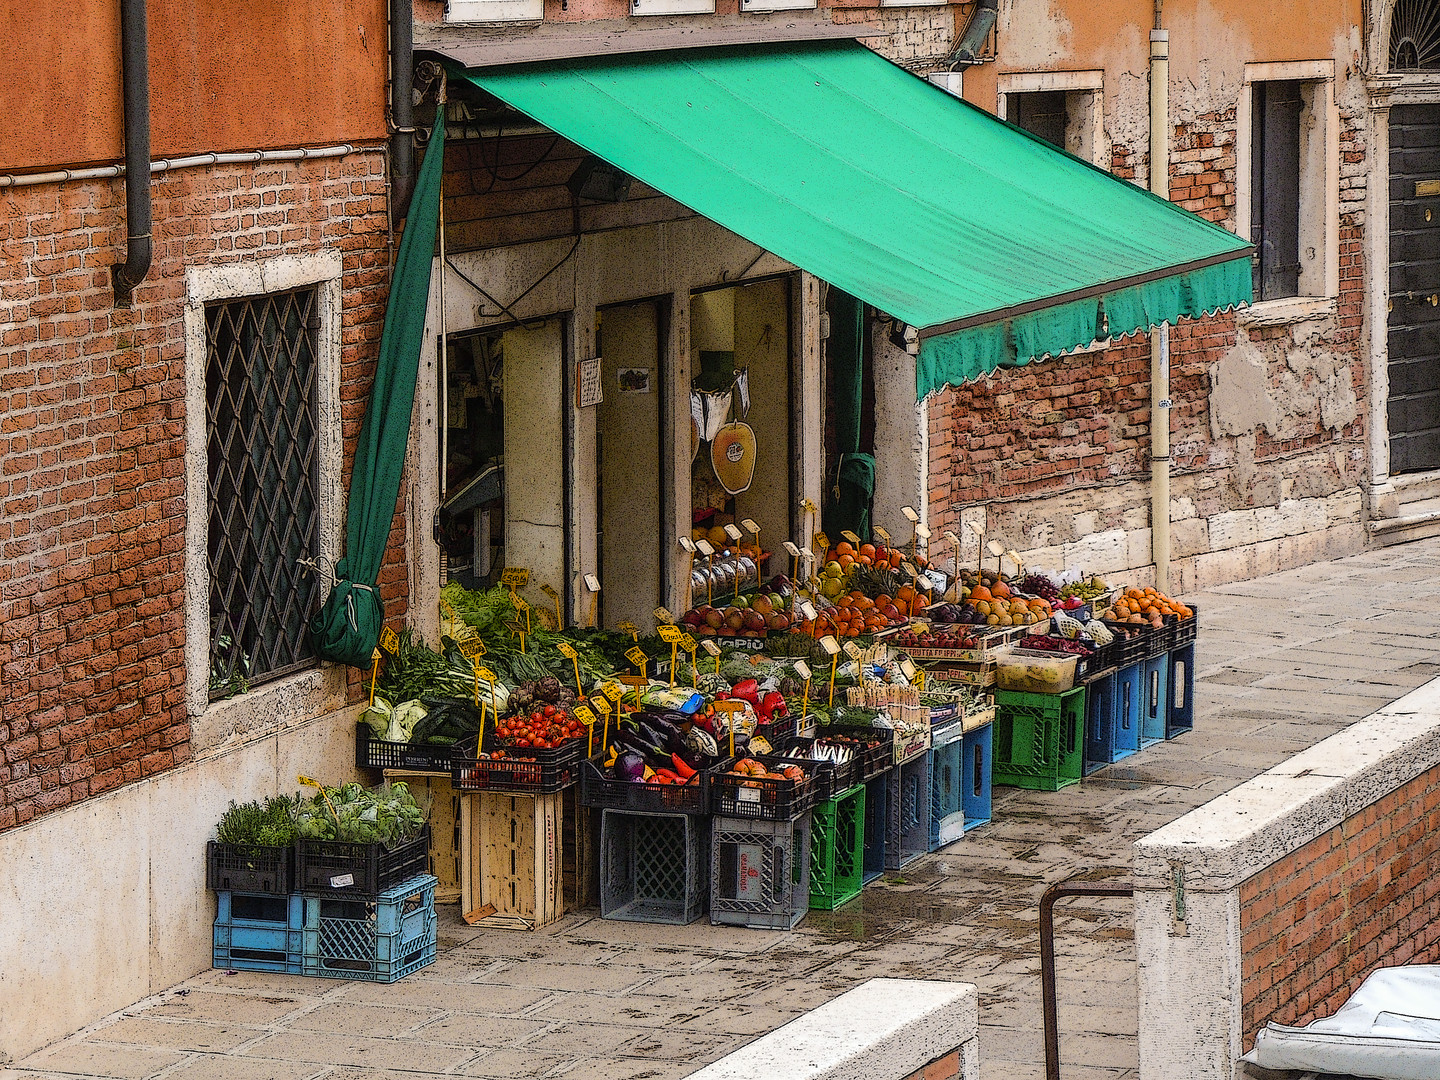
[922,0,1372,590]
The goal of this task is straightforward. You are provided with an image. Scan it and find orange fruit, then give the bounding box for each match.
[970,586,993,602]
[859,544,876,560]
[836,541,855,557]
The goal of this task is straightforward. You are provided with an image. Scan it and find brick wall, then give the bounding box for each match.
[1237,762,1440,1048]
[0,150,399,832]
[924,99,1369,588]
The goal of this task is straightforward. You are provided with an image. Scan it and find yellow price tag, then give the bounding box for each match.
[873,526,891,544]
[297,774,321,789]
[540,583,559,600]
[590,696,611,715]
[379,626,400,654]
[617,621,639,637]
[475,666,497,683]
[556,641,578,659]
[574,705,597,726]
[601,682,625,702]
[513,595,530,611]
[371,647,382,662]
[814,531,830,551]
[657,624,683,644]
[653,606,676,625]
[625,646,647,668]
[679,633,697,652]
[841,530,862,546]
[459,637,486,659]
[501,566,531,587]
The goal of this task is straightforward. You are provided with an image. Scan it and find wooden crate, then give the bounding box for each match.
[460,792,564,931]
[563,785,600,910]
[383,771,461,904]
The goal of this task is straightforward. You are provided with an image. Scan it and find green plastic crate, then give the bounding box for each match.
[992,688,1086,792]
[808,784,866,911]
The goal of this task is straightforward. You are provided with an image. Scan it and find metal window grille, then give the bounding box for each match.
[1391,0,1440,71]
[206,288,321,698]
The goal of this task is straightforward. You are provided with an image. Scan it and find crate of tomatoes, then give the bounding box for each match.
[450,704,587,795]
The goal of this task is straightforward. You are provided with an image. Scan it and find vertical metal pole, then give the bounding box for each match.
[438,78,449,508]
[1149,22,1171,592]
[1040,881,1134,1080]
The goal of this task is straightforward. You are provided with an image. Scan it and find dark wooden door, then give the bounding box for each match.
[1389,104,1440,473]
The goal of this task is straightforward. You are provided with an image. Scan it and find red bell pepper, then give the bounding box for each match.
[730,679,762,707]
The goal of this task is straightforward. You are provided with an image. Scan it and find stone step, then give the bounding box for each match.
[1367,497,1440,546]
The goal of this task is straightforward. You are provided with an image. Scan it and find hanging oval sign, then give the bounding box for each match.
[711,421,757,495]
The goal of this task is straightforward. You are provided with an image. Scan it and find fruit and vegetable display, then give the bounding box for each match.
[293,781,426,844]
[1098,586,1194,627]
[215,796,298,847]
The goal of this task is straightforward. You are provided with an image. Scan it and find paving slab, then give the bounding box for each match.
[13,536,1440,1080]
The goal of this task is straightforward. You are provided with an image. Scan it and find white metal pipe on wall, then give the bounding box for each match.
[0,145,362,189]
[1149,21,1172,591]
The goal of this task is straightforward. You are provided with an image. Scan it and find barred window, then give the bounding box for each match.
[206,288,321,698]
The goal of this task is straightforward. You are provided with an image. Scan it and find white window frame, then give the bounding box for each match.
[629,0,714,15]
[182,251,348,748]
[445,0,543,23]
[740,0,815,14]
[1236,60,1341,326]
[996,70,1108,169]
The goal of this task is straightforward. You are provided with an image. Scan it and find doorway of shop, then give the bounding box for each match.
[596,299,667,630]
[689,278,794,562]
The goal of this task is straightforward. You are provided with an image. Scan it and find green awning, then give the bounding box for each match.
[459,39,1250,398]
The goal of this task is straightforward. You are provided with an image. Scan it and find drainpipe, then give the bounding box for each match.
[112,0,152,306]
[390,0,415,219]
[1149,1,1171,591]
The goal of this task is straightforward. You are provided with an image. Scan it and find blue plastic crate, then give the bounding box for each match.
[1166,643,1195,739]
[302,874,437,983]
[885,754,932,870]
[1083,669,1117,775]
[962,723,992,830]
[1140,652,1170,747]
[862,769,890,884]
[929,740,965,851]
[1113,662,1142,758]
[213,891,304,974]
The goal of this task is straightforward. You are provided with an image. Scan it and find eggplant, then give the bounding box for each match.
[615,728,668,762]
[643,715,686,754]
[638,722,676,757]
[615,751,646,782]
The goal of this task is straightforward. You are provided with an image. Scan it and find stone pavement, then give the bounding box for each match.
[10,538,1440,1080]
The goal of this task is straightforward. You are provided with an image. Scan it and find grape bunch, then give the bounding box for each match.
[1020,573,1060,603]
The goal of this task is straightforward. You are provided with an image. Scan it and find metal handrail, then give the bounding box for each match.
[1040,879,1135,1080]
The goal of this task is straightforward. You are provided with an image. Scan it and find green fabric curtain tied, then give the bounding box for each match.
[310,118,447,669]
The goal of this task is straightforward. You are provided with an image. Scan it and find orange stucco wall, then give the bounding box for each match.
[0,0,389,172]
[962,0,1364,113]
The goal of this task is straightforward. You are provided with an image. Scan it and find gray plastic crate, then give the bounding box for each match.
[710,813,812,930]
[885,753,932,871]
[600,810,708,925]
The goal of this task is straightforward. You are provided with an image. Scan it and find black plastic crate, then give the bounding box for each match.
[1174,603,1198,647]
[710,757,818,822]
[355,722,459,774]
[206,841,292,896]
[812,724,894,783]
[294,826,430,899]
[451,732,583,795]
[774,736,858,801]
[578,754,728,815]
[1101,622,1148,666]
